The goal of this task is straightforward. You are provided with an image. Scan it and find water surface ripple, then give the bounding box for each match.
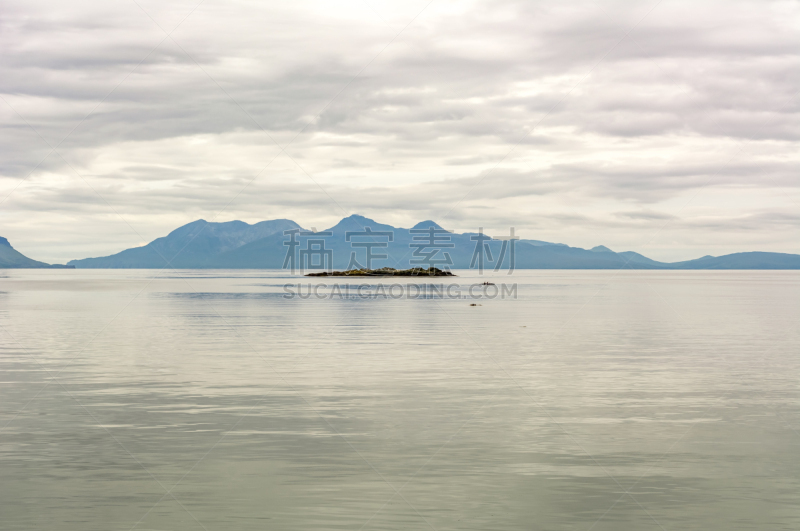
[1,270,799,530]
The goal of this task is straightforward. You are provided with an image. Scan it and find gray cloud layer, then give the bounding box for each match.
[1,0,798,262]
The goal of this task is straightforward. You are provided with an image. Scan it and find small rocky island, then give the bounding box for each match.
[306,267,455,277]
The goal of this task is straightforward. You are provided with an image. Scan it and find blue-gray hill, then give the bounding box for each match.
[64,215,800,270]
[670,252,800,269]
[0,237,74,268]
[67,219,300,268]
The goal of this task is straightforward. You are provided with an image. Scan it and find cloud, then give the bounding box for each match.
[1,0,799,263]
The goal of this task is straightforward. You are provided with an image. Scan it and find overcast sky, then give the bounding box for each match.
[1,0,798,263]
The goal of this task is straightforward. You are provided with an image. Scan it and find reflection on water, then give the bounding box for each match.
[1,270,799,530]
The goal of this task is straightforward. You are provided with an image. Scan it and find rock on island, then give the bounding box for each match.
[305,267,455,277]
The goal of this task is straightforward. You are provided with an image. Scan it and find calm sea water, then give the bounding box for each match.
[1,269,799,530]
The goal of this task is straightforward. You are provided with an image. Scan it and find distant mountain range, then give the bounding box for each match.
[2,215,799,269]
[51,214,799,270]
[0,237,73,268]
[68,219,301,269]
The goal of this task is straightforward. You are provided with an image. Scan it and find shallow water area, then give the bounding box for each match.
[1,269,799,530]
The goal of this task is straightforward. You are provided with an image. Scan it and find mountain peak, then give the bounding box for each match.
[590,245,614,253]
[167,219,208,238]
[411,220,444,230]
[0,236,10,247]
[341,214,380,225]
[327,214,387,232]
